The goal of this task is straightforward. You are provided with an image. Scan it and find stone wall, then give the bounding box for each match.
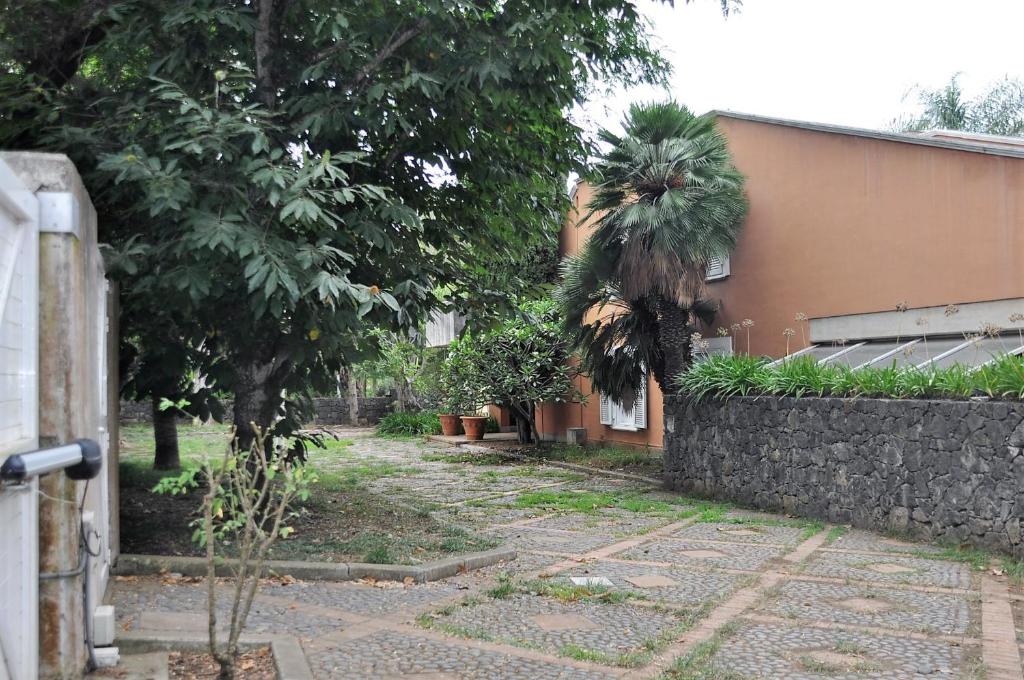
[120,396,393,426]
[664,394,1024,557]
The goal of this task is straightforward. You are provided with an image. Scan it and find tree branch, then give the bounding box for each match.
[316,17,429,91]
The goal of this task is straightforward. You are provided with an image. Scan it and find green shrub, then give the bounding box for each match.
[376,410,443,436]
[676,353,1024,401]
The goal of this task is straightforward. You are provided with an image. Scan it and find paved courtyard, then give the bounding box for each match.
[107,431,1024,679]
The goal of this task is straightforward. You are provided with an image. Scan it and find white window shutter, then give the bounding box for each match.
[599,392,611,425]
[632,377,647,430]
[706,255,730,280]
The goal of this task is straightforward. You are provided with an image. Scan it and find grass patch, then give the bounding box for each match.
[476,467,582,481]
[486,575,516,600]
[524,579,639,605]
[514,490,690,515]
[316,461,421,491]
[690,507,821,538]
[421,451,512,466]
[826,526,848,544]
[661,621,743,680]
[120,424,493,565]
[1002,556,1024,584]
[532,443,663,477]
[833,640,869,656]
[558,644,650,668]
[559,644,609,664]
[909,544,993,571]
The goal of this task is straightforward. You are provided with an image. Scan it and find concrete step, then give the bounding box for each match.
[113,652,169,680]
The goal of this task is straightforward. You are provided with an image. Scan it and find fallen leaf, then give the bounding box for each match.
[403,576,415,586]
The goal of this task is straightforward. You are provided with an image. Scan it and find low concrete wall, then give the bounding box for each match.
[664,394,1024,557]
[120,396,393,426]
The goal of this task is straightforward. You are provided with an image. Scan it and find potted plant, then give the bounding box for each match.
[436,397,464,436]
[456,340,492,441]
[439,335,492,440]
[437,339,476,437]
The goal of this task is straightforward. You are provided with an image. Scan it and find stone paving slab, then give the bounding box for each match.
[523,512,672,536]
[760,578,975,635]
[826,529,948,555]
[438,506,548,529]
[670,521,807,546]
[305,629,619,679]
[616,537,788,571]
[551,559,748,607]
[106,434,1015,680]
[110,580,351,637]
[706,621,971,679]
[260,580,464,617]
[802,551,973,589]
[496,551,570,574]
[485,527,624,555]
[433,593,684,663]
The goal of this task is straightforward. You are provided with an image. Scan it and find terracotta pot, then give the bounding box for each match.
[438,413,463,436]
[461,415,488,441]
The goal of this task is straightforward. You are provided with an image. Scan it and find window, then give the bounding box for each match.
[598,373,647,431]
[693,336,733,362]
[706,255,730,281]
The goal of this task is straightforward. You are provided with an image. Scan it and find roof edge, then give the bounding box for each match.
[710,110,1024,160]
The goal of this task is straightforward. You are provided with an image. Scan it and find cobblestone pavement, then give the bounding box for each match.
[107,431,1021,679]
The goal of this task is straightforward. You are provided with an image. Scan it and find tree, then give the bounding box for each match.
[893,75,1024,136]
[154,429,315,679]
[0,0,672,452]
[557,102,748,402]
[444,300,577,443]
[353,328,429,411]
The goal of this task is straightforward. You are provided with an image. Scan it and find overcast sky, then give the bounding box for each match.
[580,0,1024,136]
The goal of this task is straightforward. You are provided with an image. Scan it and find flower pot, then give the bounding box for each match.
[461,416,488,441]
[438,414,463,436]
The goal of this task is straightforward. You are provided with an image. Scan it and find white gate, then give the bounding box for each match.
[0,152,116,680]
[0,159,40,680]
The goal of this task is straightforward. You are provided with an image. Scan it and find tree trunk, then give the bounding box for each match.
[347,372,360,425]
[511,401,537,445]
[527,401,541,447]
[515,412,531,444]
[232,360,280,455]
[152,395,180,470]
[656,297,692,392]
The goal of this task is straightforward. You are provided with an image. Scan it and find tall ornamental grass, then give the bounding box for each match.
[676,354,1024,401]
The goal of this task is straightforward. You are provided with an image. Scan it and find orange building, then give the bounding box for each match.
[533,111,1024,449]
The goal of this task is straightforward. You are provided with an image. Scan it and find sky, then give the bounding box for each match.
[580,0,1024,136]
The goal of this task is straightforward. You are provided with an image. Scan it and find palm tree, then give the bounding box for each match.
[557,102,747,404]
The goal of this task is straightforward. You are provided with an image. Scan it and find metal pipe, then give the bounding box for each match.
[0,439,101,484]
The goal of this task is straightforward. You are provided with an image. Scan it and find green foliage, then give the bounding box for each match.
[0,0,672,449]
[376,410,443,436]
[894,74,1024,136]
[439,334,492,414]
[440,299,579,441]
[557,102,748,397]
[676,353,1024,401]
[353,328,435,408]
[152,432,317,546]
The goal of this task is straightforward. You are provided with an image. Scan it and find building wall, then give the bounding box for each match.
[706,115,1024,358]
[539,116,1024,449]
